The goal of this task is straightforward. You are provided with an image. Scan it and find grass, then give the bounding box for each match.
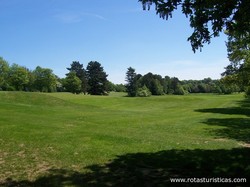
[0,92,249,186]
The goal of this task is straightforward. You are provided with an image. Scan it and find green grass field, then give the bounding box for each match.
[0,92,249,186]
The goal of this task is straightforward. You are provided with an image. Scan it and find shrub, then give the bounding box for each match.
[136,85,151,97]
[174,85,185,95]
[245,86,250,98]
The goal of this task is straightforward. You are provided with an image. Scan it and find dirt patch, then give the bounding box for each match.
[239,142,250,148]
[214,138,228,142]
[27,161,52,180]
[16,151,26,158]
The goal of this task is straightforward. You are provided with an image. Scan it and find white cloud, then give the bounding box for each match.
[54,11,106,23]
[54,13,82,23]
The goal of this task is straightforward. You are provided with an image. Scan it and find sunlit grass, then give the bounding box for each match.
[0,91,247,182]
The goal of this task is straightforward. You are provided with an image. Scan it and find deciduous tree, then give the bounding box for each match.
[33,66,57,92]
[64,71,82,94]
[0,57,9,90]
[9,64,29,91]
[67,61,87,94]
[222,32,250,95]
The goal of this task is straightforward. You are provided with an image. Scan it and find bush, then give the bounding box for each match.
[174,85,185,95]
[136,85,151,97]
[245,86,250,98]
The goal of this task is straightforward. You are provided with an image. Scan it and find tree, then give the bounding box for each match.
[86,61,108,95]
[222,32,250,95]
[114,84,126,92]
[175,84,185,95]
[125,67,138,97]
[163,76,171,94]
[0,57,10,90]
[139,73,164,95]
[106,81,116,92]
[64,71,82,94]
[9,64,29,91]
[136,85,152,97]
[151,79,164,95]
[139,0,250,52]
[33,66,57,92]
[67,61,87,94]
[169,77,180,94]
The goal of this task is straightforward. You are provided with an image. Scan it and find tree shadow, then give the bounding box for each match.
[195,98,250,143]
[204,118,250,143]
[1,148,250,187]
[196,107,250,117]
[238,99,250,108]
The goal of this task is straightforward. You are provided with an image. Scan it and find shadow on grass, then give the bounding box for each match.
[238,98,250,108]
[196,107,250,117]
[195,98,250,143]
[1,148,250,187]
[204,118,250,143]
[196,97,250,117]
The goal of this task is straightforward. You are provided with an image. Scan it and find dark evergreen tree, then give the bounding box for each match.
[86,61,108,95]
[125,67,138,97]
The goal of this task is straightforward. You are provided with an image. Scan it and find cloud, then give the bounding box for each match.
[82,12,106,20]
[54,11,106,23]
[54,13,82,23]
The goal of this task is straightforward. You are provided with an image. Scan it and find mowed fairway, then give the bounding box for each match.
[0,92,249,186]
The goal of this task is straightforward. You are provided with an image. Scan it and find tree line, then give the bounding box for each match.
[0,57,58,92]
[0,58,122,95]
[125,67,242,97]
[0,56,246,96]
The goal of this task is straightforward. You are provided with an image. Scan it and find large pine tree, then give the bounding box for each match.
[125,67,138,97]
[86,61,108,95]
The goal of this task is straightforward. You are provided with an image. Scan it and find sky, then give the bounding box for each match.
[0,0,230,84]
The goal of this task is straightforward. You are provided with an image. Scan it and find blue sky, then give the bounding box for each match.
[0,0,229,84]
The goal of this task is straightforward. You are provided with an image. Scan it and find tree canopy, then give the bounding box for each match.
[125,67,235,97]
[139,0,250,52]
[9,64,29,91]
[64,71,82,94]
[0,57,58,92]
[33,66,57,92]
[221,31,250,96]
